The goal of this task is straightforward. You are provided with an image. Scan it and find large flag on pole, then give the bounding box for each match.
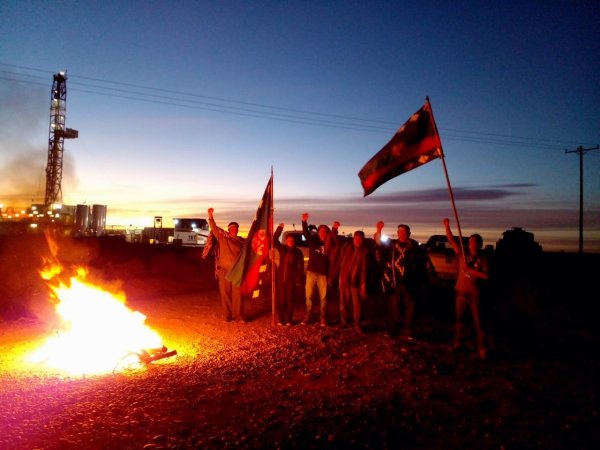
[358,99,442,196]
[227,174,274,299]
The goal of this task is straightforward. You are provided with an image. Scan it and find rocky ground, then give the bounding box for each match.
[0,236,599,449]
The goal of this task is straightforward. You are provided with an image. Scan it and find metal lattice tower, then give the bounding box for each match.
[44,71,78,207]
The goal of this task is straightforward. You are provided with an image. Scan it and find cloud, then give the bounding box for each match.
[99,182,597,252]
[116,183,536,220]
[360,185,535,203]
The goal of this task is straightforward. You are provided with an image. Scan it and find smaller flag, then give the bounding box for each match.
[227,175,273,298]
[358,100,442,196]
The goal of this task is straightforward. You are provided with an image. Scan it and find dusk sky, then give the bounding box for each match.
[1,1,598,252]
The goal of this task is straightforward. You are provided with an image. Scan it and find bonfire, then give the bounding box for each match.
[27,258,176,376]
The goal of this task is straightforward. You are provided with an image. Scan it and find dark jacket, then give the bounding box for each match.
[380,238,432,293]
[339,239,369,290]
[302,220,338,276]
[273,225,305,286]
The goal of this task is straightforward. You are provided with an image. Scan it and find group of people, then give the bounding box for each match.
[204,208,490,359]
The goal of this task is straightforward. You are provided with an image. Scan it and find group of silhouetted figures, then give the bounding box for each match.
[205,209,493,360]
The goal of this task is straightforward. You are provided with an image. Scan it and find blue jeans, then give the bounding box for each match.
[304,270,328,322]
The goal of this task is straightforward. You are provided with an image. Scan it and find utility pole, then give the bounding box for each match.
[565,144,599,254]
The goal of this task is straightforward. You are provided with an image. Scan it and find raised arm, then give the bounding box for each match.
[443,218,461,255]
[374,220,385,245]
[274,223,284,241]
[273,223,284,249]
[301,212,311,240]
[207,208,217,230]
[207,207,224,236]
[329,221,340,244]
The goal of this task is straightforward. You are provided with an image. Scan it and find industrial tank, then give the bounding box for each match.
[90,204,107,236]
[75,204,90,236]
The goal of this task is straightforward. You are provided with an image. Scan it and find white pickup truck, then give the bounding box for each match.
[171,218,210,247]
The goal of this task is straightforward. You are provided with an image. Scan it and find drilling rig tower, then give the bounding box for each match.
[44,71,78,208]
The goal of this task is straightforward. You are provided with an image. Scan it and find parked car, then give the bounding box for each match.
[424,234,469,285]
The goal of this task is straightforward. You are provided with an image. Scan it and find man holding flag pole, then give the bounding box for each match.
[227,170,275,322]
[359,97,477,344]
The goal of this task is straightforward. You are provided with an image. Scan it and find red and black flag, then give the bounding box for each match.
[227,174,273,298]
[358,100,442,196]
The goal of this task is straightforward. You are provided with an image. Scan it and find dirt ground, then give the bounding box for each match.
[0,236,599,449]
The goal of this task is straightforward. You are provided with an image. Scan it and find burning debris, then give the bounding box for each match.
[27,236,177,375]
[138,346,178,364]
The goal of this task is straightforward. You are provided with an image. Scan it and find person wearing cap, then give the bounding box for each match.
[300,212,340,326]
[379,223,432,338]
[207,208,246,322]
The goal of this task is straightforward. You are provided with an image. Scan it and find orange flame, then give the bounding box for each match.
[28,264,165,376]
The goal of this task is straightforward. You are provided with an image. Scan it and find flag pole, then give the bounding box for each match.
[426,96,467,266]
[270,167,276,326]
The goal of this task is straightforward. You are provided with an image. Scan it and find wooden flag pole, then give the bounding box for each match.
[270,167,276,326]
[426,97,467,267]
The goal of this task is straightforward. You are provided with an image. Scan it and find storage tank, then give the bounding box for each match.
[90,204,107,236]
[75,204,90,236]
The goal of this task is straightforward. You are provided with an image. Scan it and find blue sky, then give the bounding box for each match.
[1,1,598,252]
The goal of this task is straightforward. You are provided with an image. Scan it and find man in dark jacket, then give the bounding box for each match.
[339,230,369,333]
[300,212,339,326]
[273,223,305,325]
[379,224,433,338]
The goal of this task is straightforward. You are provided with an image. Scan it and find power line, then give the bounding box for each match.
[0,62,399,126]
[1,63,596,150]
[0,73,397,133]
